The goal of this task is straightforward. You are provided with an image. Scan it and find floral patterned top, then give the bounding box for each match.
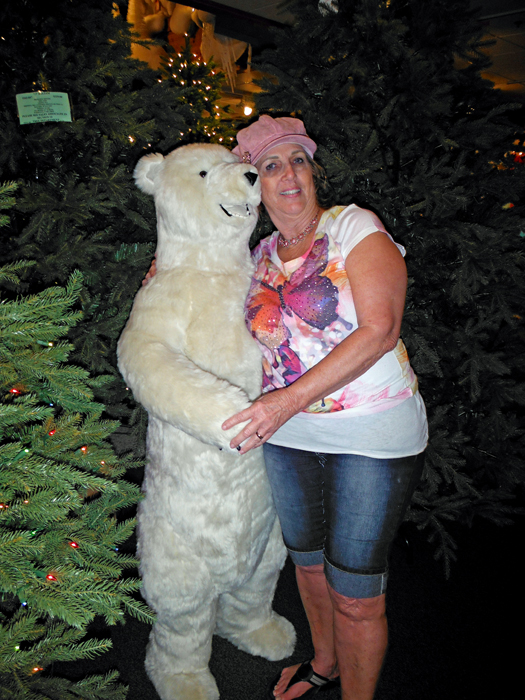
[245,205,419,416]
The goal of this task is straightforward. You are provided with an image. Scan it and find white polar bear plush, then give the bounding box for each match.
[117,143,295,700]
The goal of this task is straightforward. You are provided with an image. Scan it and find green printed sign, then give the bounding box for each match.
[16,92,72,125]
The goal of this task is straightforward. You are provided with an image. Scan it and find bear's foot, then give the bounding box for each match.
[147,667,219,700]
[221,611,296,661]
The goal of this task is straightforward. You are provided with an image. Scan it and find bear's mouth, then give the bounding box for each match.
[220,204,253,218]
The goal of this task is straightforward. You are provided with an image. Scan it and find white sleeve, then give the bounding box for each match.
[330,205,406,260]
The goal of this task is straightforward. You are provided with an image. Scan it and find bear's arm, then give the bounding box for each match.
[117,330,250,451]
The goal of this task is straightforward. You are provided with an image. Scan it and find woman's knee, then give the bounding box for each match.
[328,587,386,622]
[297,563,325,576]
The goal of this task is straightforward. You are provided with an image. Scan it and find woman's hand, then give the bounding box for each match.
[142,255,157,286]
[222,388,299,454]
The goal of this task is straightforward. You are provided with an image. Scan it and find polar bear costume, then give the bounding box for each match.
[117,144,295,700]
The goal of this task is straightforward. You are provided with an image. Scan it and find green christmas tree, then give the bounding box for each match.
[0,0,233,441]
[252,0,525,566]
[0,182,152,699]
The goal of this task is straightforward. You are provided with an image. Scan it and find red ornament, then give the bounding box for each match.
[69,541,79,549]
[9,388,20,394]
[46,573,57,582]
[48,429,56,436]
[80,446,88,453]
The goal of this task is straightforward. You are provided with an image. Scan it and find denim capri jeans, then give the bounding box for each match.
[263,444,425,599]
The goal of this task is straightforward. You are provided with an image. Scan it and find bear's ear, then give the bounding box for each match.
[133,153,165,194]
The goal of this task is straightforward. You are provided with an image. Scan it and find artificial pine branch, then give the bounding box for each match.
[0,212,149,696]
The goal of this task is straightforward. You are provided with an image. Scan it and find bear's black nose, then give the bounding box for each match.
[244,171,258,187]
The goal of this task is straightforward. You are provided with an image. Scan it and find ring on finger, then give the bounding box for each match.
[255,431,263,440]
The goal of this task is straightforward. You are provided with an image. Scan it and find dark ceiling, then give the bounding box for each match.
[188,0,525,97]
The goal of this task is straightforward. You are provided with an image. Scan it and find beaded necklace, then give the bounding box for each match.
[277,210,320,248]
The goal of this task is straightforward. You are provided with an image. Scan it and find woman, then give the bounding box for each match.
[221,115,428,700]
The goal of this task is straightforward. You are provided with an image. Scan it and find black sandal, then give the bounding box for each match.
[267,660,340,699]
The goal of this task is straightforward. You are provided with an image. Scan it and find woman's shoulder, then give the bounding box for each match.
[251,230,279,260]
[323,204,387,235]
[323,205,405,260]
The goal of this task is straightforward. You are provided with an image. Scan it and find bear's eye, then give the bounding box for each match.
[199,171,207,178]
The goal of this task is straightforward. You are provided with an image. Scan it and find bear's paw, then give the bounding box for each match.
[146,667,219,700]
[224,611,296,661]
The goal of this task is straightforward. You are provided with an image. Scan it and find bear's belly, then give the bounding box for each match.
[141,420,275,586]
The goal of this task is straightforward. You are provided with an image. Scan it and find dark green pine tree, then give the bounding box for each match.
[0,0,232,446]
[252,0,525,566]
[0,183,151,699]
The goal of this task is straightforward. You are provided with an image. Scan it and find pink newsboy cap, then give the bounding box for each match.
[232,115,317,165]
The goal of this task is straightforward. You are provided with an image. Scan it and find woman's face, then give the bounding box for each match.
[255,143,317,224]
